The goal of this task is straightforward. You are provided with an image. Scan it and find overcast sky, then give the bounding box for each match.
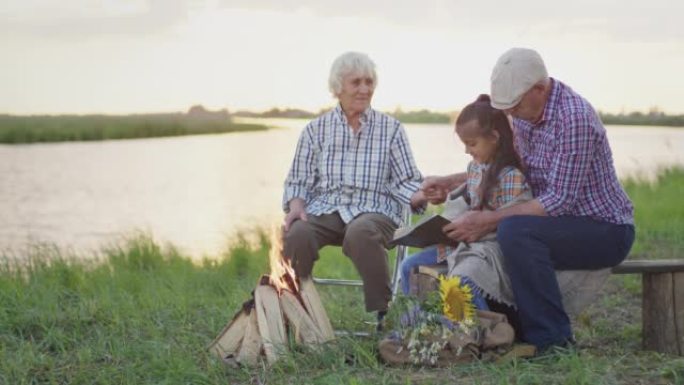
[2,0,683,114]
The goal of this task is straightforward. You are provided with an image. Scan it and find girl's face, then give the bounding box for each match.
[456,120,499,164]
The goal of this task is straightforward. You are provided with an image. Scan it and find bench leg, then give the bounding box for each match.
[642,271,684,356]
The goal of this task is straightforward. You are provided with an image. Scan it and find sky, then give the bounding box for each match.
[1,0,683,115]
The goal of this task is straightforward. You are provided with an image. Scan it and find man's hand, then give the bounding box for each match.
[441,200,546,242]
[442,211,496,243]
[284,198,307,232]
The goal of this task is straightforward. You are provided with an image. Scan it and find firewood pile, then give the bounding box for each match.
[208,230,335,366]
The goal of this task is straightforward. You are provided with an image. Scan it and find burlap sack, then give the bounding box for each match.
[378,337,479,366]
[379,310,517,366]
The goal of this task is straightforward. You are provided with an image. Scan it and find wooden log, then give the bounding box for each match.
[416,272,440,301]
[409,265,442,300]
[207,308,249,360]
[613,259,684,274]
[417,264,445,279]
[299,278,335,342]
[408,267,420,297]
[674,272,684,356]
[254,285,287,365]
[642,272,678,355]
[236,310,262,366]
[280,290,325,344]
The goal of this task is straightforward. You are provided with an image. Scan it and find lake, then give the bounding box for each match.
[2,118,683,258]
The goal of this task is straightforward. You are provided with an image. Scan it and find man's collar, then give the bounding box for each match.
[535,78,559,126]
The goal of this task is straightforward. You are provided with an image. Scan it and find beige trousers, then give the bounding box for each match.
[283,212,397,312]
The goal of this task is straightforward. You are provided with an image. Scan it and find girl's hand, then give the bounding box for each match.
[423,187,447,204]
[421,176,449,204]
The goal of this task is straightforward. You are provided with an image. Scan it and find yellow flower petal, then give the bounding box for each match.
[439,275,476,323]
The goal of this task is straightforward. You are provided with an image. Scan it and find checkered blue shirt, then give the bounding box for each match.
[512,79,634,225]
[283,105,423,226]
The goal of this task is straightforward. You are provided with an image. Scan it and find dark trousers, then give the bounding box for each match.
[283,212,397,312]
[497,215,635,350]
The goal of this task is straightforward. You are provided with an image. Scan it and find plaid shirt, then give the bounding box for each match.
[466,162,530,210]
[512,79,634,225]
[283,105,422,226]
[437,162,530,262]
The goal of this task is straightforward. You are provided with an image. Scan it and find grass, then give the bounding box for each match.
[0,113,268,144]
[390,110,451,124]
[623,167,684,259]
[1,168,684,384]
[599,112,684,127]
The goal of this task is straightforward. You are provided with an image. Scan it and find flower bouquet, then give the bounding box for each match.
[380,275,519,366]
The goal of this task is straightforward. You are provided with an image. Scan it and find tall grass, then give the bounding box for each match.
[1,169,683,384]
[624,167,684,259]
[0,114,267,144]
[600,112,684,127]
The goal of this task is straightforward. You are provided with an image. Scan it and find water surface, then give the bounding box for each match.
[2,119,682,257]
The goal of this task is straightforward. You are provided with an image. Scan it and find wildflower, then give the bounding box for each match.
[385,276,479,365]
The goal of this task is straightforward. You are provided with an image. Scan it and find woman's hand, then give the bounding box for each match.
[409,189,428,210]
[284,198,308,232]
[442,211,496,243]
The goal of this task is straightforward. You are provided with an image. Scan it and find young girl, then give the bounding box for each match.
[399,94,531,310]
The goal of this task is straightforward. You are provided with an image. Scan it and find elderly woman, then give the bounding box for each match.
[282,52,426,322]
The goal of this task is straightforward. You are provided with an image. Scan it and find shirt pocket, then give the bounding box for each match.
[523,146,553,195]
[525,150,549,172]
[376,143,391,167]
[527,137,556,171]
[317,138,343,185]
[366,142,390,187]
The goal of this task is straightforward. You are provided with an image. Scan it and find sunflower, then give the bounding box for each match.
[439,275,476,323]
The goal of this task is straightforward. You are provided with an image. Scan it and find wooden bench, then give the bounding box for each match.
[408,259,684,356]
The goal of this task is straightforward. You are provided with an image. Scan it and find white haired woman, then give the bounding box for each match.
[282,52,426,325]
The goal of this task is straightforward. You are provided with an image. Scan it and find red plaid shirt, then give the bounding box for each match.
[512,79,633,225]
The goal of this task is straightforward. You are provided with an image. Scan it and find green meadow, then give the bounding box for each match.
[1,168,683,384]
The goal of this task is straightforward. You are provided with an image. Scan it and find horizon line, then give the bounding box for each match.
[1,104,681,117]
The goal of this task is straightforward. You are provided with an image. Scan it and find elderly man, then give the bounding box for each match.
[425,48,635,352]
[282,52,426,322]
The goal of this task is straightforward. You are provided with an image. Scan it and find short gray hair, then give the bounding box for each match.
[328,52,378,96]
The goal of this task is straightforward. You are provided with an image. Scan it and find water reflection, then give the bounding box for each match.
[1,119,682,258]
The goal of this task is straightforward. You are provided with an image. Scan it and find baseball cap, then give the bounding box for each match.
[490,48,548,110]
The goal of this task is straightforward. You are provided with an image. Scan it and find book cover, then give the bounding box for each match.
[389,214,458,248]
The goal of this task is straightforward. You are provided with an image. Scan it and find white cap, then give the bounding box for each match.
[490,48,548,110]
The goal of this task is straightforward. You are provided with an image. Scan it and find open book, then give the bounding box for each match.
[389,213,458,248]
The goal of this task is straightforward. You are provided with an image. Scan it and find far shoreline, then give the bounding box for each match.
[2,106,682,144]
[233,108,684,128]
[0,105,268,144]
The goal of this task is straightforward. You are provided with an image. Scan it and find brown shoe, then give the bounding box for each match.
[493,343,537,363]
